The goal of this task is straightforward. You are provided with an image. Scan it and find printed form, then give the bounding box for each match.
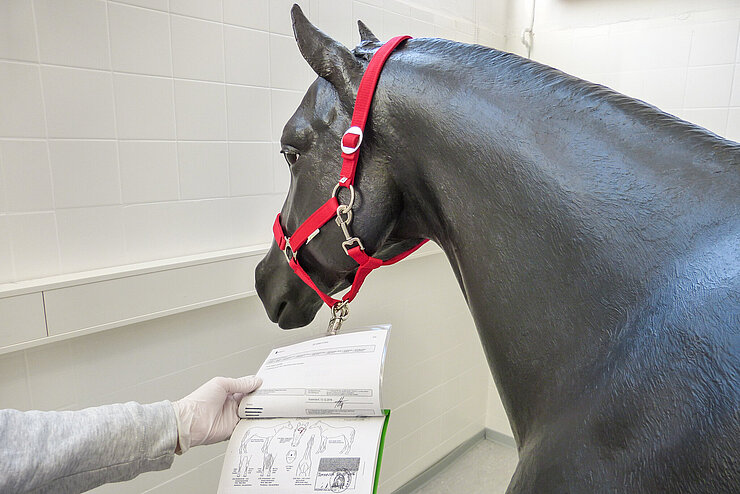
[239,327,389,419]
[218,326,391,494]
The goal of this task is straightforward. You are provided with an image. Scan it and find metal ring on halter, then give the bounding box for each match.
[336,204,353,225]
[327,300,350,335]
[332,183,355,211]
[331,300,350,319]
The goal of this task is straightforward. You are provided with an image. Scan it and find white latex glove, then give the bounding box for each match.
[172,375,262,454]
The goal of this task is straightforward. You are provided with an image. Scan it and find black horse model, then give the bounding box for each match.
[256,6,739,493]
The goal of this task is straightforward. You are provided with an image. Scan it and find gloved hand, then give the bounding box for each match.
[172,375,262,454]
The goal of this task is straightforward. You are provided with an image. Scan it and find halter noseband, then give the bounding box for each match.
[272,35,428,333]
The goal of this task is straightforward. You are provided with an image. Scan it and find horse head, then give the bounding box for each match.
[291,420,309,446]
[255,5,423,328]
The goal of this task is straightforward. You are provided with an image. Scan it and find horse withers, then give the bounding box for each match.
[255,5,740,493]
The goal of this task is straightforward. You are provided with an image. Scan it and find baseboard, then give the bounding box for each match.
[392,430,485,494]
[391,428,517,493]
[485,428,517,448]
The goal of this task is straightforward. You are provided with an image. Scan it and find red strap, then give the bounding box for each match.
[273,198,340,257]
[278,214,427,306]
[287,197,339,252]
[381,239,429,266]
[343,247,384,302]
[272,35,425,310]
[339,240,428,303]
[339,35,411,187]
[273,214,286,250]
[289,258,340,307]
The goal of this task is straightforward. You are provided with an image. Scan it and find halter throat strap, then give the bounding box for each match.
[273,35,428,309]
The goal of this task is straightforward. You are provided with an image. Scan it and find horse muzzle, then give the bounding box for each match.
[255,244,323,329]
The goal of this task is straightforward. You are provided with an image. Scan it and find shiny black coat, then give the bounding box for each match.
[256,6,740,493]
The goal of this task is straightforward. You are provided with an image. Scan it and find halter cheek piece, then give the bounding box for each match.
[272,35,428,334]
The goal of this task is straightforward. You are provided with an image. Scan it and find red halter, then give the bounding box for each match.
[272,35,428,327]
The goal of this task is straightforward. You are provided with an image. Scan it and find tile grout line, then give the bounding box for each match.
[29,0,61,280]
[104,0,128,268]
[168,0,183,206]
[105,0,123,210]
[221,0,232,202]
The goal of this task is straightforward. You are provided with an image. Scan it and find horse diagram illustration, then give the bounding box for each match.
[309,421,356,455]
[262,452,275,474]
[291,421,309,447]
[296,436,314,477]
[286,449,297,463]
[237,442,254,477]
[237,421,293,477]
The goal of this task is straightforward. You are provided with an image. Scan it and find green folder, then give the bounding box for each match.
[373,409,391,494]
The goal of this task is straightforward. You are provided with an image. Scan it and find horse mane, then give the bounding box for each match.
[356,37,740,158]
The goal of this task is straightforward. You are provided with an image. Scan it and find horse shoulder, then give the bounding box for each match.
[578,242,739,491]
[508,237,739,493]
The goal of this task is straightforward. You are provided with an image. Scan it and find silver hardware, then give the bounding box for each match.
[335,212,353,239]
[327,301,350,335]
[332,183,355,211]
[335,207,365,254]
[306,228,320,243]
[342,237,365,254]
[283,238,296,263]
[336,204,353,225]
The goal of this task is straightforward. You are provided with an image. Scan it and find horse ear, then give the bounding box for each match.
[358,20,380,43]
[291,4,363,105]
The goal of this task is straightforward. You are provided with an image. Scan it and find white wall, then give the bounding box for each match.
[486,0,740,440]
[0,0,504,284]
[0,1,503,493]
[503,0,740,140]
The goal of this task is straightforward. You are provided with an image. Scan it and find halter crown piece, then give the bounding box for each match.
[272,35,428,334]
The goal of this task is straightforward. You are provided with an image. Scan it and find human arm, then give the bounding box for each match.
[0,401,176,494]
[0,375,261,493]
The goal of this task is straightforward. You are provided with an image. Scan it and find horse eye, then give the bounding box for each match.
[281,150,299,166]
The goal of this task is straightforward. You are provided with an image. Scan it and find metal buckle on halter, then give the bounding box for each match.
[340,126,363,154]
[283,238,296,263]
[342,237,364,254]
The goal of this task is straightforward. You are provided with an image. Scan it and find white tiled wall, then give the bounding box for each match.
[502,0,740,141]
[0,0,504,284]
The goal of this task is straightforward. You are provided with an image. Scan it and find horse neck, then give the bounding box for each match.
[380,42,738,444]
